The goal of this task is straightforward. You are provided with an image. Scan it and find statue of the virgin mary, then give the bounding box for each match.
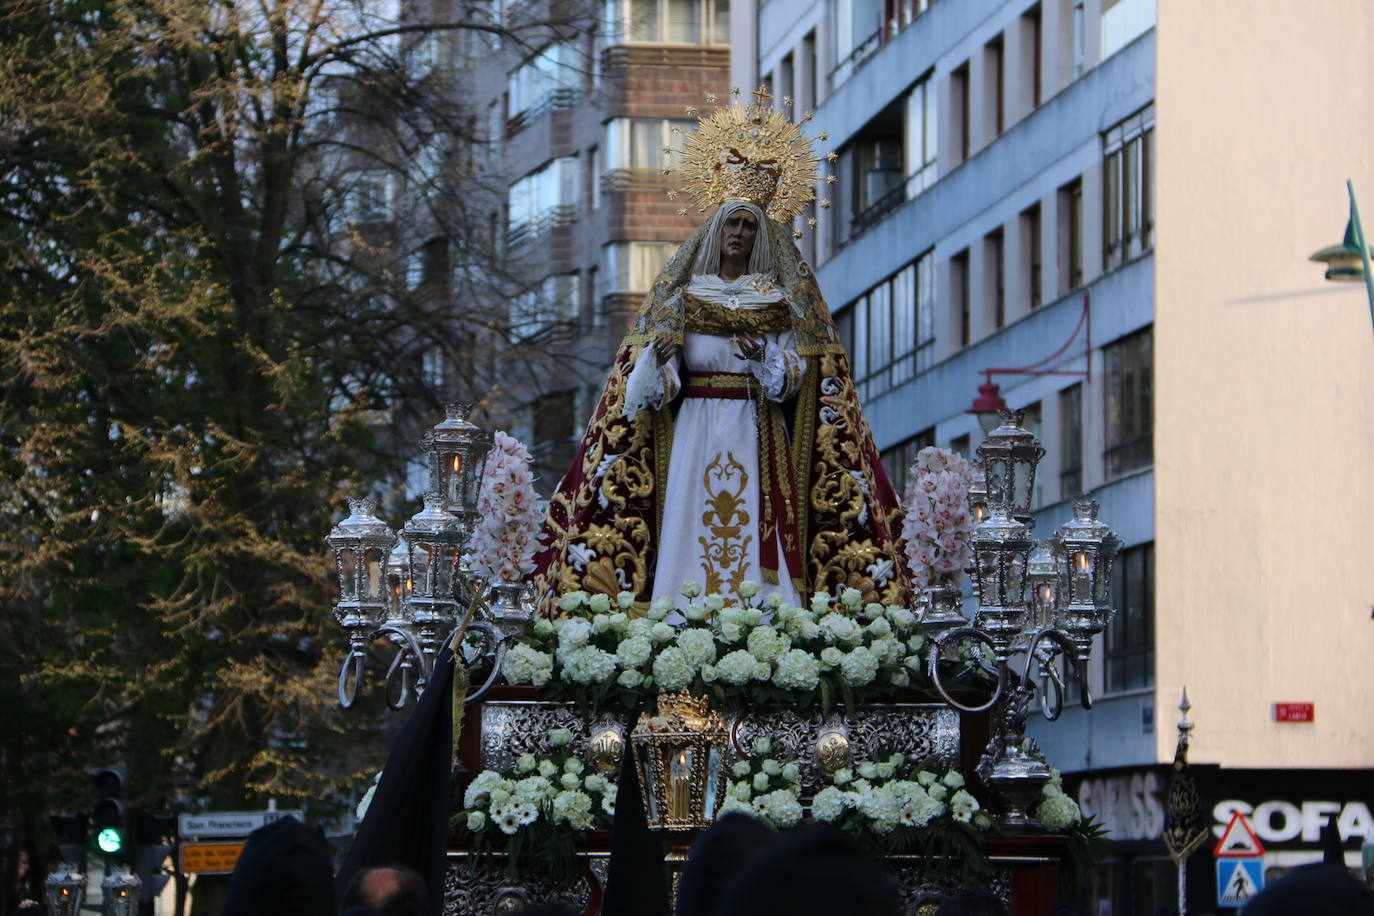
[532,92,909,615]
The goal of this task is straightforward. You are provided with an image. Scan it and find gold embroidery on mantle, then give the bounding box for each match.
[683,295,792,336]
[698,451,752,596]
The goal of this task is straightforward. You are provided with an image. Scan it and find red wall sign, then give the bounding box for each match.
[1274,702,1315,723]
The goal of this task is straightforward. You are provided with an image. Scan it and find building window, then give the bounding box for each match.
[951,62,970,163]
[1022,203,1042,310]
[604,118,695,171]
[1104,326,1152,478]
[1058,177,1083,293]
[950,434,970,462]
[1021,401,1043,507]
[508,157,579,243]
[1072,0,1086,78]
[880,428,935,497]
[507,43,579,127]
[604,241,676,293]
[1106,542,1154,693]
[904,73,937,197]
[1103,105,1155,269]
[511,273,581,339]
[986,35,1004,137]
[986,227,1005,329]
[883,0,930,40]
[1059,383,1083,499]
[1023,4,1042,108]
[604,0,730,45]
[837,249,936,401]
[588,145,602,207]
[953,248,970,348]
[348,170,393,221]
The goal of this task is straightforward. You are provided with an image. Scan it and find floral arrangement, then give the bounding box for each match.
[500,584,979,713]
[1034,769,1082,832]
[453,727,615,876]
[716,737,804,829]
[810,752,995,885]
[902,446,975,589]
[467,431,542,583]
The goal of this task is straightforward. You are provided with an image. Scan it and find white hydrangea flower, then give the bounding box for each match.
[513,775,554,803]
[1037,784,1081,831]
[716,649,758,685]
[874,762,896,780]
[746,626,790,663]
[463,770,507,808]
[772,648,821,691]
[839,647,880,686]
[551,789,595,830]
[755,789,803,828]
[676,628,717,666]
[561,645,618,684]
[717,796,753,817]
[503,644,554,685]
[652,646,695,692]
[626,618,653,639]
[615,636,653,668]
[811,785,849,822]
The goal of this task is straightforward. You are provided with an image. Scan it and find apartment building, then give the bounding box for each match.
[736,0,1374,910]
[429,0,731,490]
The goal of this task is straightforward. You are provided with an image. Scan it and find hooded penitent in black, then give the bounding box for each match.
[334,647,455,916]
[221,816,334,916]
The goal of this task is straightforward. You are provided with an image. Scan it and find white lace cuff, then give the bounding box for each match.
[622,348,660,419]
[751,342,790,400]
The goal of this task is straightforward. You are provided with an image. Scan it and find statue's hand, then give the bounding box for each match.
[733,335,766,361]
[652,338,679,363]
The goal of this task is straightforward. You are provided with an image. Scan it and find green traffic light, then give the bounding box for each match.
[96,827,123,853]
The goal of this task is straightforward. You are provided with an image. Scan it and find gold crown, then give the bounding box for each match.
[666,86,836,237]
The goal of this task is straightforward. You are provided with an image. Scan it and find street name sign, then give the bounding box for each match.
[181,842,245,875]
[1216,858,1264,908]
[178,810,304,838]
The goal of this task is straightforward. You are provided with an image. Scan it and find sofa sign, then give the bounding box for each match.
[1212,798,1374,845]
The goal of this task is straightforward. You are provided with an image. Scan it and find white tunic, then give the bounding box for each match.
[624,275,806,606]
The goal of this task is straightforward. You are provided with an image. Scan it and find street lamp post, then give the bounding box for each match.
[1309,179,1374,338]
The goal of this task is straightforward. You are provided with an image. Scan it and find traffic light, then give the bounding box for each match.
[92,767,128,856]
[49,812,89,869]
[134,812,175,908]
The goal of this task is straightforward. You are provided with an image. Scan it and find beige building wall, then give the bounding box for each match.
[1155,1,1374,768]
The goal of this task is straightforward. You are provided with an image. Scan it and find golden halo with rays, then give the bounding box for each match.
[667,85,828,234]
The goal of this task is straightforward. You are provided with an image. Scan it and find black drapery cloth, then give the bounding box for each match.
[335,647,455,916]
[600,709,669,916]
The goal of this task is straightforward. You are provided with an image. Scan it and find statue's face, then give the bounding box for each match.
[720,209,758,262]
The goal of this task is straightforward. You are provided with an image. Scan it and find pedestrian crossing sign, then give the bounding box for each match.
[1216,858,1265,908]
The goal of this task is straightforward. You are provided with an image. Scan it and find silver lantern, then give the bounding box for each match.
[976,409,1045,527]
[326,497,397,634]
[1053,499,1122,662]
[969,513,1033,660]
[101,869,140,916]
[421,403,490,527]
[403,494,465,663]
[44,866,85,916]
